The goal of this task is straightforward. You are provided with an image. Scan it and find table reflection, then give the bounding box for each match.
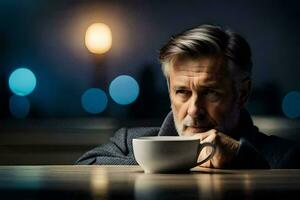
[0,166,300,200]
[134,173,199,200]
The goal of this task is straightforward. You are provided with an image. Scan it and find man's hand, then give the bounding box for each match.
[193,129,240,168]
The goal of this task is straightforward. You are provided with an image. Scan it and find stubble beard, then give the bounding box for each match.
[171,100,241,137]
[171,104,184,136]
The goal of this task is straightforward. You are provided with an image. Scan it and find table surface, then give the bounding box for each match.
[0,165,300,199]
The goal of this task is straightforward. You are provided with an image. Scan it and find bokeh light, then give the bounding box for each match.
[282,91,300,118]
[9,68,37,96]
[81,88,108,114]
[9,95,30,118]
[85,23,112,54]
[109,75,139,105]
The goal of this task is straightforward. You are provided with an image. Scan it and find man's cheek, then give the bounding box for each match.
[209,103,227,117]
[171,97,180,112]
[176,104,187,122]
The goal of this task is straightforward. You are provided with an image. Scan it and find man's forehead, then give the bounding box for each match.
[171,74,225,90]
[170,56,229,79]
[173,74,216,84]
[171,56,226,74]
[169,56,232,88]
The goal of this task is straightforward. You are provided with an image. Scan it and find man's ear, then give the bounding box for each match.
[238,79,251,108]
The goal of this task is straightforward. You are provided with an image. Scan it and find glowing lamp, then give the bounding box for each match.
[85,23,112,54]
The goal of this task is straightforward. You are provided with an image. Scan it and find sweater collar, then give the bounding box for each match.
[158,111,179,136]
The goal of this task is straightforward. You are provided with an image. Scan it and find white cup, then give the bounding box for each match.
[133,136,215,173]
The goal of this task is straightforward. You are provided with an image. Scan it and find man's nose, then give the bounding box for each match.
[187,95,205,118]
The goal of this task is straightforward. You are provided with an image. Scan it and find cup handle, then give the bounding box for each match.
[196,142,216,166]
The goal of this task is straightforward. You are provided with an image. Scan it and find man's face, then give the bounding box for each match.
[169,56,241,136]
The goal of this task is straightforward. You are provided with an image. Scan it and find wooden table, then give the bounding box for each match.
[0,165,299,199]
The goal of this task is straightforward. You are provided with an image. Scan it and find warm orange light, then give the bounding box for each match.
[85,23,112,54]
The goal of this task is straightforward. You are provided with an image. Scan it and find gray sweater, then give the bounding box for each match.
[76,110,300,168]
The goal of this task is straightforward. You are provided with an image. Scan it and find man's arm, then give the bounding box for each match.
[194,128,300,169]
[277,145,300,168]
[75,128,136,165]
[231,138,270,169]
[75,127,159,165]
[232,133,300,169]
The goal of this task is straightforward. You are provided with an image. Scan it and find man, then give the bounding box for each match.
[76,24,300,168]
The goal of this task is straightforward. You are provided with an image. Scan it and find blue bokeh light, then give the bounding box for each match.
[81,88,108,114]
[9,68,37,96]
[109,75,140,105]
[9,95,30,118]
[282,91,300,118]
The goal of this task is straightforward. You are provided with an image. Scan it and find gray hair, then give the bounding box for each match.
[159,24,253,85]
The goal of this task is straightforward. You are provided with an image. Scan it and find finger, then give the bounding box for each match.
[191,133,210,141]
[192,129,217,141]
[199,133,218,168]
[200,131,217,144]
[199,161,211,168]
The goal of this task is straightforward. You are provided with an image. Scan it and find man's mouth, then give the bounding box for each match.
[185,126,212,133]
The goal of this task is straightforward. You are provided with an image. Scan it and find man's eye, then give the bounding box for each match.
[204,89,221,101]
[208,90,218,95]
[176,90,191,95]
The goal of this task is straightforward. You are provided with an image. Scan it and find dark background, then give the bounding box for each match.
[1,0,299,119]
[0,0,299,164]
